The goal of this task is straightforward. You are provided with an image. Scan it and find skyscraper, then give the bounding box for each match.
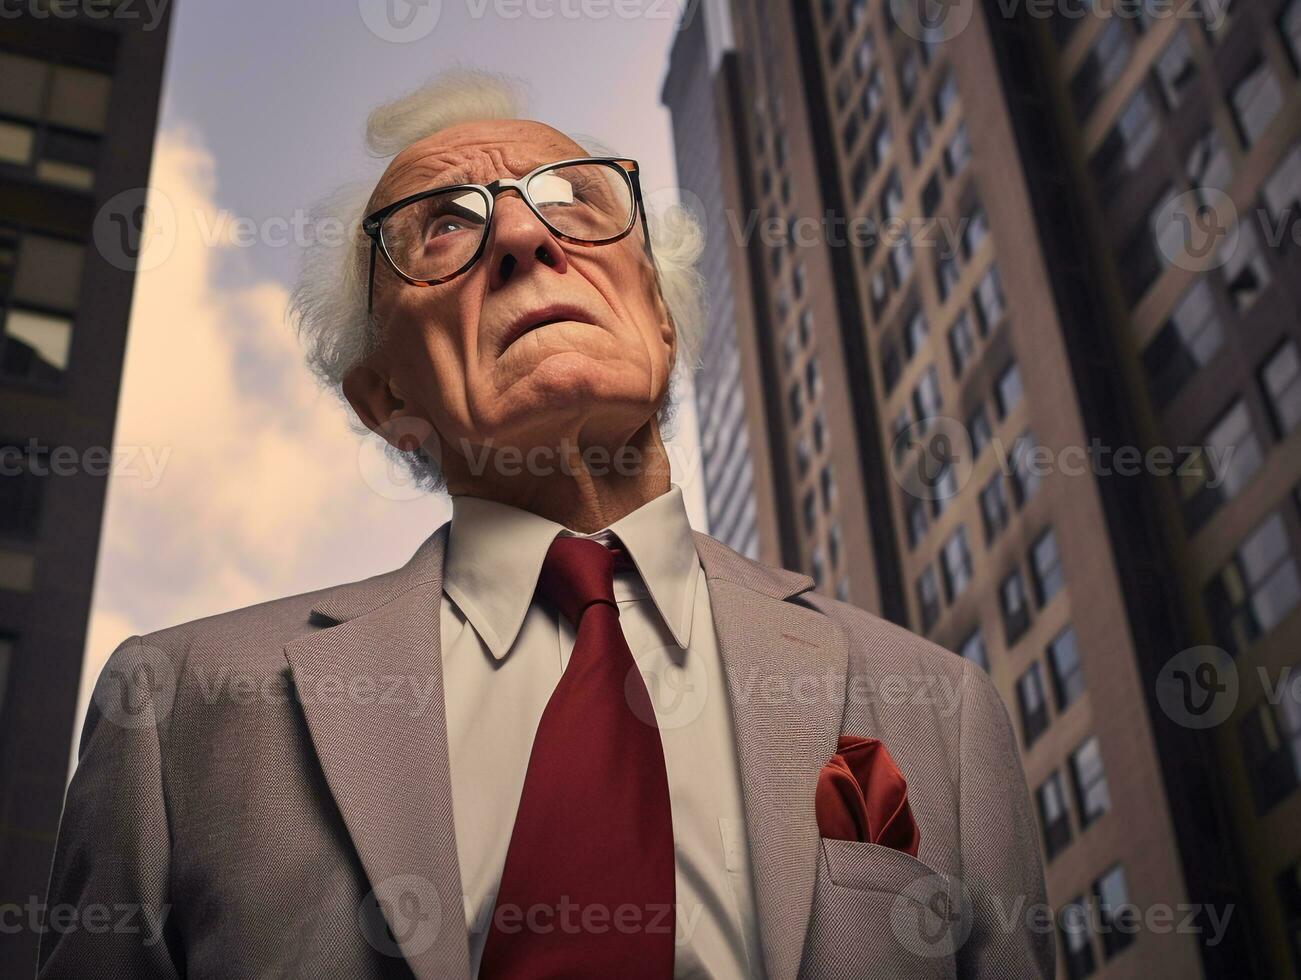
[661,0,1300,975]
[0,4,173,970]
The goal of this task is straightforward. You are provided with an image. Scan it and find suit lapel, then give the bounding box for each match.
[284,524,470,980]
[694,533,848,980]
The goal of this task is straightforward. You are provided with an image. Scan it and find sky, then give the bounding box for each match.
[74,0,712,754]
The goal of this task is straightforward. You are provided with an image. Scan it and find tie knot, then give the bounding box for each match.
[536,536,620,626]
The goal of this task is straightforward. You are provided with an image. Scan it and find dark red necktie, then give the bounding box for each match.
[478,536,676,979]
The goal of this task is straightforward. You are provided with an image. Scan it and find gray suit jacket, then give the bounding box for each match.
[37,526,1054,979]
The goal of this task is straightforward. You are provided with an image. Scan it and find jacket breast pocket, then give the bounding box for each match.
[799,839,962,980]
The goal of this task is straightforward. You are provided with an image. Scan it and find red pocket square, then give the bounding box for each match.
[816,735,921,856]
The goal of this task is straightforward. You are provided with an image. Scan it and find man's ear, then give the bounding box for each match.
[342,357,421,452]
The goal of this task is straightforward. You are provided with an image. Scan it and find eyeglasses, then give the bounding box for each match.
[361,156,653,312]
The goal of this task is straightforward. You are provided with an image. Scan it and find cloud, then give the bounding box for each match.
[72,125,448,755]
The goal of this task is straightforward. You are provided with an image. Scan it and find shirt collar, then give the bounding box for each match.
[443,484,700,661]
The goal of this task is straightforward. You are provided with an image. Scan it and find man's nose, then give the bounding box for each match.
[484,192,568,289]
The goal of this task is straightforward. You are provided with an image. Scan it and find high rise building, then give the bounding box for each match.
[661,0,1301,976]
[0,4,173,970]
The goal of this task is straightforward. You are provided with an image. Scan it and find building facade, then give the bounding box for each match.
[662,0,1301,975]
[0,3,173,971]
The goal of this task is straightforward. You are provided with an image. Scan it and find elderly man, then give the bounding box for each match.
[37,71,1052,980]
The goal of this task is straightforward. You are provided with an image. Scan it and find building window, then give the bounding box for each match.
[958,629,988,671]
[943,122,971,177]
[1070,736,1111,827]
[1153,28,1197,109]
[0,226,83,385]
[1092,87,1159,192]
[805,355,821,400]
[1002,568,1032,647]
[1182,399,1262,529]
[1205,511,1301,656]
[1017,661,1049,746]
[979,474,1010,544]
[1230,56,1284,147]
[1048,625,1085,710]
[903,308,928,360]
[916,565,941,631]
[802,490,817,535]
[1071,20,1132,120]
[1093,865,1137,958]
[948,310,976,377]
[994,360,1023,420]
[882,342,901,395]
[1009,429,1042,505]
[0,440,48,539]
[1281,0,1301,69]
[1186,127,1234,195]
[855,32,877,79]
[0,51,110,190]
[1260,339,1301,437]
[788,381,804,425]
[870,120,892,168]
[1142,279,1223,410]
[932,69,958,120]
[863,68,884,118]
[1030,528,1064,606]
[1220,220,1271,311]
[909,113,931,165]
[1036,770,1073,860]
[1060,896,1098,980]
[898,46,920,108]
[1239,686,1301,812]
[1262,142,1301,230]
[935,254,960,302]
[819,463,836,512]
[912,365,942,423]
[940,526,973,602]
[968,406,991,456]
[973,265,1006,334]
[906,494,927,549]
[961,205,989,260]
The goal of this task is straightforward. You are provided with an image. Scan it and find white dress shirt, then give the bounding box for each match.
[439,484,764,979]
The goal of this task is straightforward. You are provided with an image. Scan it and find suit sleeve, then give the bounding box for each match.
[36,636,183,979]
[955,659,1055,978]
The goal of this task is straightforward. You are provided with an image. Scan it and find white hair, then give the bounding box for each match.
[288,66,707,491]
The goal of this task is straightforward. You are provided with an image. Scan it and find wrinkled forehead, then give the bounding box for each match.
[368,119,587,213]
